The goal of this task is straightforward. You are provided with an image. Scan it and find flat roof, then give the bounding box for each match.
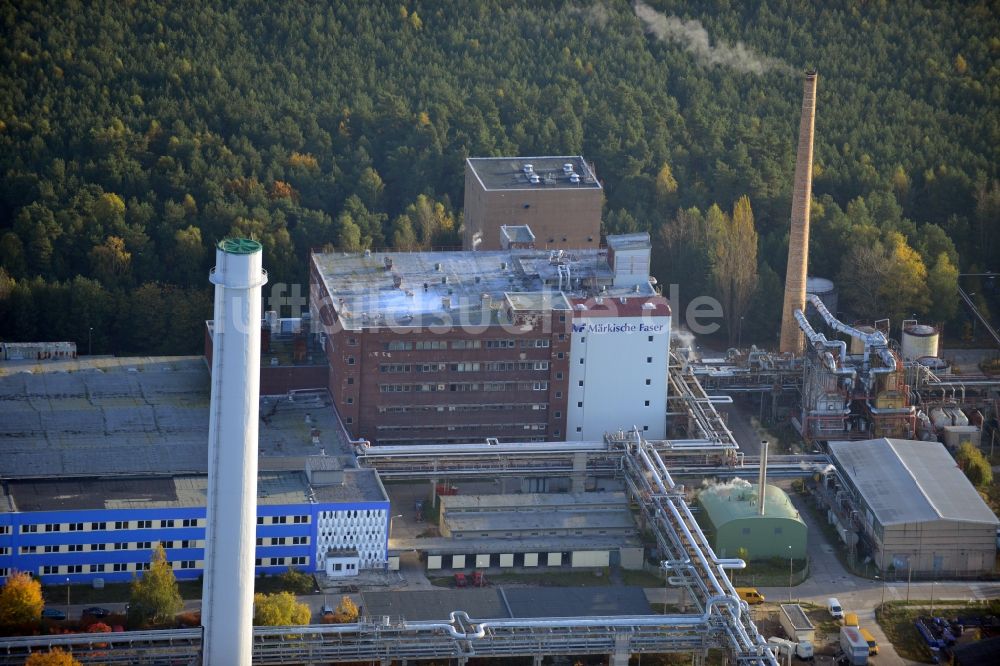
[8,468,385,512]
[0,357,352,479]
[829,438,999,527]
[607,233,651,251]
[312,245,657,330]
[441,492,627,511]
[446,509,635,533]
[361,586,650,622]
[467,156,601,191]
[392,535,642,555]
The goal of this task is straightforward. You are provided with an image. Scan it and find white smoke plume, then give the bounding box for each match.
[633,1,794,76]
[700,476,754,500]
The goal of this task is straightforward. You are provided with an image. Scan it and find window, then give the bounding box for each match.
[162,541,174,549]
[44,523,60,532]
[555,391,562,398]
[385,341,413,351]
[256,537,264,546]
[113,563,128,572]
[255,558,262,567]
[576,427,582,432]
[578,401,583,408]
[20,546,37,554]
[89,564,106,573]
[348,337,357,346]
[66,521,83,531]
[67,565,83,574]
[137,562,150,571]
[272,537,286,546]
[557,352,565,359]
[114,542,128,550]
[0,526,8,535]
[290,556,307,566]
[645,379,651,385]
[181,561,196,569]
[160,519,175,528]
[644,400,650,406]
[555,372,563,380]
[579,357,584,364]
[256,517,264,525]
[415,340,447,351]
[90,522,106,530]
[554,429,560,436]
[346,356,355,365]
[67,544,83,552]
[648,336,654,342]
[345,417,353,424]
[347,377,354,385]
[183,518,199,527]
[268,557,285,566]
[643,425,649,431]
[137,541,152,549]
[292,536,308,545]
[90,544,106,551]
[137,520,153,529]
[42,566,59,575]
[180,540,194,548]
[554,411,561,418]
[21,524,37,533]
[646,357,652,363]
[346,397,354,404]
[274,516,287,524]
[44,545,59,553]
[293,515,309,524]
[114,521,127,530]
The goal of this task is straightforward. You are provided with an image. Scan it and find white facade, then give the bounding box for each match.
[202,239,267,666]
[315,508,388,571]
[567,312,670,440]
[325,550,361,578]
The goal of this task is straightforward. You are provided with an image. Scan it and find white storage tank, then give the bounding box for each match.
[806,276,838,318]
[901,323,939,360]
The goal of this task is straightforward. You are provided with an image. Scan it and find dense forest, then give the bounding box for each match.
[0,0,997,354]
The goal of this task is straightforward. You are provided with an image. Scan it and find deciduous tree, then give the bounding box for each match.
[253,592,310,626]
[708,197,758,346]
[0,571,43,628]
[128,543,183,626]
[24,649,81,666]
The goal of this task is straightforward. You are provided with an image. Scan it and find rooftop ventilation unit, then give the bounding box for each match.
[563,163,573,173]
[523,164,534,174]
[569,173,580,183]
[529,174,540,185]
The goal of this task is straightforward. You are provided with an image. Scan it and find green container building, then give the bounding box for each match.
[697,480,807,561]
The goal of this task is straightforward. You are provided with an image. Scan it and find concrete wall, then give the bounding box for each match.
[879,519,997,575]
[571,550,610,568]
[568,313,670,440]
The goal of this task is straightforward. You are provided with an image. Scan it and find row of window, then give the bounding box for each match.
[376,422,548,432]
[254,556,308,567]
[380,381,550,393]
[379,361,550,374]
[21,539,204,554]
[377,403,548,414]
[20,518,203,534]
[39,560,203,575]
[255,515,309,525]
[383,339,551,351]
[255,536,309,546]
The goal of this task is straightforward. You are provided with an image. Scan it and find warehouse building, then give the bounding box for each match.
[309,233,670,445]
[0,468,389,585]
[391,492,643,572]
[828,438,998,576]
[462,156,603,251]
[696,479,807,560]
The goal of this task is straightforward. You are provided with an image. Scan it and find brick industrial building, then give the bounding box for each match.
[309,233,671,445]
[462,156,603,251]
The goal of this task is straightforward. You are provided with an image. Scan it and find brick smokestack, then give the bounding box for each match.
[779,71,818,354]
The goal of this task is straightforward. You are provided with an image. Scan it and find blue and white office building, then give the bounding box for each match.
[0,468,389,584]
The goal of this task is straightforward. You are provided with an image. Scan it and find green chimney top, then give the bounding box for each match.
[218,238,262,255]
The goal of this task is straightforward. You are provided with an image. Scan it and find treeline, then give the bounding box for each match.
[0,0,997,352]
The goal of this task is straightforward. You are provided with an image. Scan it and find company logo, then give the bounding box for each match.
[572,322,665,334]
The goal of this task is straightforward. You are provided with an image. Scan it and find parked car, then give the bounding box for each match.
[81,606,112,619]
[735,587,766,605]
[41,608,67,620]
[827,597,844,619]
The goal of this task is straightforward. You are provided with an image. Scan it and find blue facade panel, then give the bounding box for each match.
[0,499,389,584]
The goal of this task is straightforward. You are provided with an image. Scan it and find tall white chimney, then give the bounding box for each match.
[202,239,267,666]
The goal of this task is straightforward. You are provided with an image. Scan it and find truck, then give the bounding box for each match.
[779,604,816,644]
[839,626,869,666]
[767,636,814,661]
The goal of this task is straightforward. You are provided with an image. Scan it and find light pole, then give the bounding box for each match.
[65,577,70,617]
[930,580,936,615]
[788,545,793,602]
[388,514,403,539]
[88,327,93,356]
[738,316,744,350]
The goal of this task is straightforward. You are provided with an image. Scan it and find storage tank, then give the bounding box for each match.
[850,325,877,355]
[901,323,939,360]
[806,276,838,318]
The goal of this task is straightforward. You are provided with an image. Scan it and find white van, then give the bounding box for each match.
[827,597,844,619]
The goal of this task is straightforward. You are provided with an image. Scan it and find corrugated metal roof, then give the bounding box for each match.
[828,438,999,527]
[697,482,804,527]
